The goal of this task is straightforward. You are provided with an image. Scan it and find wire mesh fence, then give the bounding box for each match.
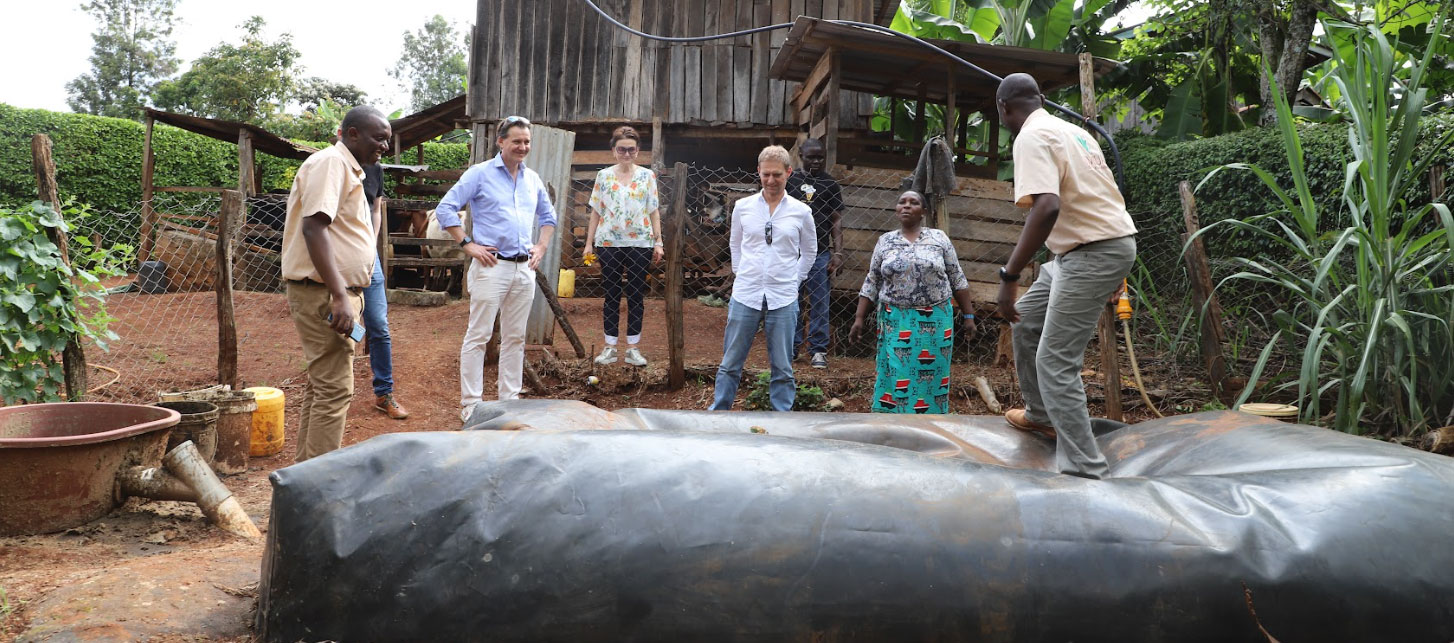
[66,160,1229,411]
[556,163,1211,372]
[76,191,292,403]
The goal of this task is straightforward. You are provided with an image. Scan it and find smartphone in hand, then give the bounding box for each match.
[327,314,367,342]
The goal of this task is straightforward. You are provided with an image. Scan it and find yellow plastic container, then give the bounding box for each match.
[558,268,576,298]
[244,386,285,456]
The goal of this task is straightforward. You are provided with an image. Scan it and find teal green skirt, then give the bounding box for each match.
[871,301,954,414]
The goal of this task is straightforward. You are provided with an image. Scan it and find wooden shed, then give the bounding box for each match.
[468,0,901,163]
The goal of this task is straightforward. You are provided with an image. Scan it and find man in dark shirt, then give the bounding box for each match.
[786,138,844,369]
[361,162,409,419]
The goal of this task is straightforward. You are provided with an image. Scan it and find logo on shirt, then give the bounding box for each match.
[801,184,816,202]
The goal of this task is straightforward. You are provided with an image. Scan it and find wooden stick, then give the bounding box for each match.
[217,190,242,389]
[33,134,87,400]
[1179,181,1231,404]
[665,162,689,389]
[157,219,274,255]
[237,130,256,197]
[971,375,1002,414]
[534,268,586,358]
[523,359,546,392]
[141,116,156,263]
[1099,304,1123,421]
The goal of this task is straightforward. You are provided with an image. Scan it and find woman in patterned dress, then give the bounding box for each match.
[849,190,978,413]
[586,126,663,367]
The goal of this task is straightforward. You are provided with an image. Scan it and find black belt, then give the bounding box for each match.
[494,254,529,263]
[286,278,364,293]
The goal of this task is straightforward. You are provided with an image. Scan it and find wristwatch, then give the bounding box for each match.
[459,236,472,247]
[998,266,1021,283]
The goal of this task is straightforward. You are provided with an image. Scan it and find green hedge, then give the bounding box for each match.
[1115,113,1454,278]
[0,103,472,214]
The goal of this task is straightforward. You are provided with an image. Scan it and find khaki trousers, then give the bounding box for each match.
[287,282,365,462]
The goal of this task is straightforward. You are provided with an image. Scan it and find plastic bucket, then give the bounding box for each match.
[138,260,169,294]
[243,386,285,457]
[155,400,219,465]
[558,269,576,298]
[1239,403,1299,421]
[209,390,258,475]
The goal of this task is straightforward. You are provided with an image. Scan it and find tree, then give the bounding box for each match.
[294,77,368,112]
[151,17,300,123]
[391,15,469,112]
[65,0,180,120]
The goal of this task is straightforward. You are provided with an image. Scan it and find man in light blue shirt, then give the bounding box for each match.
[437,116,557,419]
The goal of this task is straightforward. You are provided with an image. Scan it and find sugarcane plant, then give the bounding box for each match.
[1194,15,1454,436]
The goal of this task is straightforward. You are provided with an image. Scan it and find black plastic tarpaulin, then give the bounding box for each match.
[256,406,1454,642]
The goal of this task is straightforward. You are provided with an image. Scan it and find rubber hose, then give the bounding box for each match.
[1123,322,1164,418]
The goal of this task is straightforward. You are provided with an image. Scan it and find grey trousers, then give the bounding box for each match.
[1012,236,1136,479]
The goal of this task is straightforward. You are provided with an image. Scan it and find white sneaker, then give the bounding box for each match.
[623,347,647,366]
[594,346,619,364]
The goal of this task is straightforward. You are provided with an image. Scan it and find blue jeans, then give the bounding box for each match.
[362,258,394,396]
[795,250,832,355]
[711,298,798,411]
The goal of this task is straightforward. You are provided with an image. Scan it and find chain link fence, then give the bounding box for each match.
[77,191,293,402]
[70,162,1226,411]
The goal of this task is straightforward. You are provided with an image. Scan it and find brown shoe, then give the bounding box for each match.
[374,394,409,420]
[1005,408,1054,438]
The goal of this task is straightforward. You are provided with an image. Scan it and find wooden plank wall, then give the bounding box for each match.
[471,0,877,127]
[828,166,1032,304]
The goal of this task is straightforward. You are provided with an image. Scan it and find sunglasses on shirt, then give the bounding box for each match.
[765,220,773,246]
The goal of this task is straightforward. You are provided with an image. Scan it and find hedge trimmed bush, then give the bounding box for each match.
[1116,113,1454,279]
[0,103,472,214]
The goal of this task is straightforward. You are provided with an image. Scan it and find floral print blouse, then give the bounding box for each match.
[588,165,660,248]
[858,228,971,307]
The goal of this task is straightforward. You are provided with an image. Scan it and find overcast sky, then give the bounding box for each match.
[3,1,1154,115]
[1,0,478,114]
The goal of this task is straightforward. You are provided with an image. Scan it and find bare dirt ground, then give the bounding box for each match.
[1,291,1181,641]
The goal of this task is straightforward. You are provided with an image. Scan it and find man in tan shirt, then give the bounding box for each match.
[994,73,1137,480]
[282,105,391,462]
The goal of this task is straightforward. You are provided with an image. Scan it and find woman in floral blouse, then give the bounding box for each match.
[586,125,663,367]
[849,190,978,413]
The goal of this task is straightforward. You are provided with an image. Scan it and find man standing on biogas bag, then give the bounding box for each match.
[281,106,391,462]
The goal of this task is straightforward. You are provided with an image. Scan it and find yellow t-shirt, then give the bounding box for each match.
[281,142,376,288]
[1011,109,1137,255]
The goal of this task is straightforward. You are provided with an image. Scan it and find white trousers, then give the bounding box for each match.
[460,259,537,409]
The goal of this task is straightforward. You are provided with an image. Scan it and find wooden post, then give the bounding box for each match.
[944,68,957,154]
[33,134,87,400]
[376,197,389,289]
[217,189,242,389]
[665,162,689,389]
[534,269,587,358]
[651,116,666,174]
[140,115,157,263]
[1098,303,1122,421]
[237,130,255,198]
[987,111,1001,177]
[824,49,841,170]
[1075,51,1121,419]
[1179,181,1230,404]
[1078,53,1098,126]
[914,85,927,143]
[1432,164,1446,204]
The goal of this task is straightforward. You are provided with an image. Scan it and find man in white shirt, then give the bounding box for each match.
[711,145,818,411]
